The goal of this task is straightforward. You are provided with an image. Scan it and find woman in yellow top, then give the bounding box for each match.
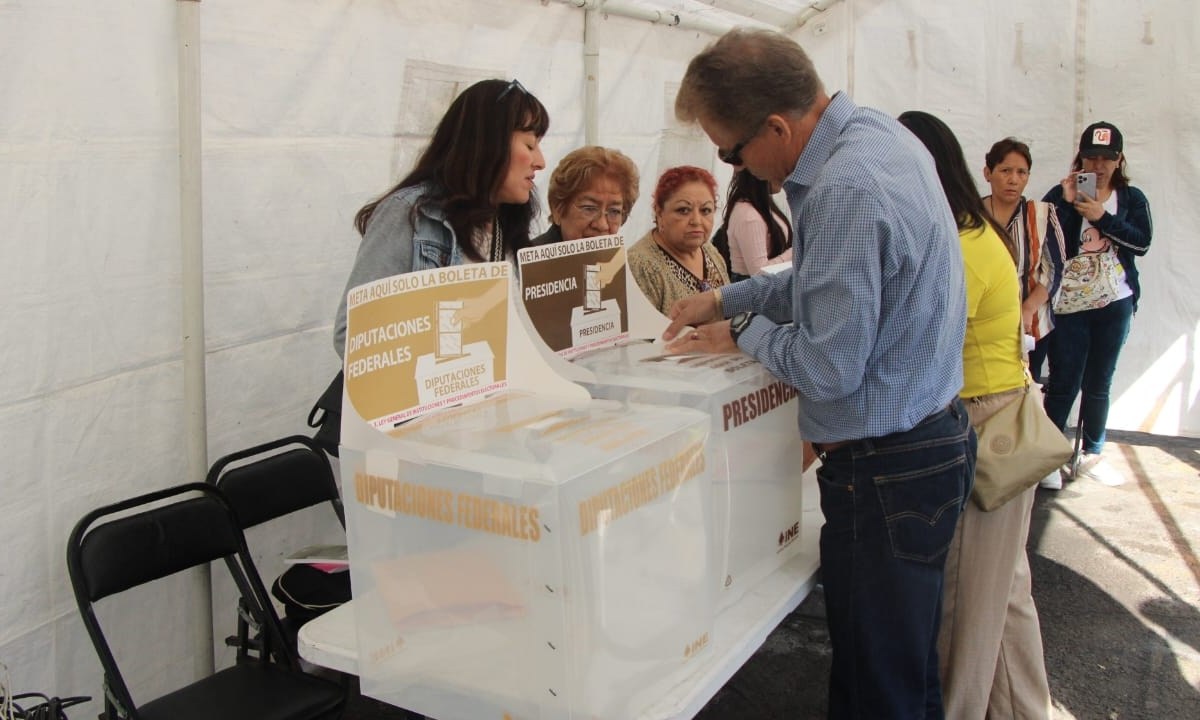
[899,111,1051,720]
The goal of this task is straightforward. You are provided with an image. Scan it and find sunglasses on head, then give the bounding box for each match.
[497,78,528,103]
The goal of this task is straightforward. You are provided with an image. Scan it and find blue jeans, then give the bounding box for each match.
[817,399,975,719]
[1043,296,1133,453]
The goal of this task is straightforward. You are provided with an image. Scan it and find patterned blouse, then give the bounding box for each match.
[996,197,1066,340]
[627,230,730,315]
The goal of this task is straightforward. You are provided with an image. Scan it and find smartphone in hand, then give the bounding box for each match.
[1075,172,1098,200]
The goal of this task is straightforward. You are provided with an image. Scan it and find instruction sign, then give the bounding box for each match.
[343,263,510,428]
[517,234,629,358]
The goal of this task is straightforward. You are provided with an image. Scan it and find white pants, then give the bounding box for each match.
[939,394,1052,719]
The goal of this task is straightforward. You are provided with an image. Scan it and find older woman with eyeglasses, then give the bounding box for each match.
[627,165,730,314]
[534,146,640,245]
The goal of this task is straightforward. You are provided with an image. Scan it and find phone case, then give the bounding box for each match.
[1076,173,1097,199]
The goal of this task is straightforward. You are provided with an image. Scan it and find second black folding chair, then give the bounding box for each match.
[207,435,350,661]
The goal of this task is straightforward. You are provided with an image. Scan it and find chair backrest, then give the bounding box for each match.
[73,489,240,602]
[66,483,298,718]
[206,435,344,529]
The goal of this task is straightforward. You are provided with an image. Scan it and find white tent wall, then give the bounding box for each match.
[1,0,1196,712]
[1,0,204,709]
[835,0,1200,440]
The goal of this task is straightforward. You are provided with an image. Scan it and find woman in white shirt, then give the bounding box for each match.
[1041,121,1152,488]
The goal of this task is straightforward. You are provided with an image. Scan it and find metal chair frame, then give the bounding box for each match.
[66,482,345,720]
[206,435,346,661]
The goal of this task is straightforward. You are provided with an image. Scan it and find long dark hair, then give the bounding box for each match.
[898,110,1017,263]
[353,79,550,261]
[714,169,791,269]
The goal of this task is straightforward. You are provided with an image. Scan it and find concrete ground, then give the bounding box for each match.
[345,429,1200,719]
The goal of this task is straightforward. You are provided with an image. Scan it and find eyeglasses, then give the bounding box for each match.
[718,122,765,166]
[497,78,528,103]
[574,203,626,225]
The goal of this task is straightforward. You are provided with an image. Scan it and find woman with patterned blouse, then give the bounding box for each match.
[628,165,730,314]
[981,137,1066,386]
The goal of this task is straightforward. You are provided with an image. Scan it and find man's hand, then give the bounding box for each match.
[663,291,721,341]
[664,320,739,354]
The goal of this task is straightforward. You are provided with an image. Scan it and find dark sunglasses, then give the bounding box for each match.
[718,122,765,166]
[497,78,528,103]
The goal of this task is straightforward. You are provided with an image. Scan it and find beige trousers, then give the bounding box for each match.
[938,390,1051,719]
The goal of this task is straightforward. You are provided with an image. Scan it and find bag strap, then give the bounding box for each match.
[308,370,344,428]
[1014,292,1034,390]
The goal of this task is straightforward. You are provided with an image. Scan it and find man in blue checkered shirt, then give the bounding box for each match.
[666,29,975,719]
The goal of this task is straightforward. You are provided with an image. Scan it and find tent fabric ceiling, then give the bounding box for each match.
[552,0,839,33]
[628,0,822,26]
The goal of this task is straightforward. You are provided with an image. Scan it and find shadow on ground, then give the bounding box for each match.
[1029,554,1200,718]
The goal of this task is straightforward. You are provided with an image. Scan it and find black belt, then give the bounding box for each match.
[811,438,854,455]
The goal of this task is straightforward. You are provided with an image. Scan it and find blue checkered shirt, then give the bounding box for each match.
[724,93,966,443]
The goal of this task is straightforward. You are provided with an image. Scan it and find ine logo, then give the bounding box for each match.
[777,521,800,552]
[683,631,710,659]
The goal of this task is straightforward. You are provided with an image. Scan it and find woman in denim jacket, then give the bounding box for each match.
[334,79,549,356]
[1041,121,1152,487]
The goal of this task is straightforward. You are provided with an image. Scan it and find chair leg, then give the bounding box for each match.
[223,597,265,662]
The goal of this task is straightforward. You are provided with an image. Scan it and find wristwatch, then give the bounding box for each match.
[729,311,756,343]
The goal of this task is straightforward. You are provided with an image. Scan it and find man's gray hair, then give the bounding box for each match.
[676,28,824,135]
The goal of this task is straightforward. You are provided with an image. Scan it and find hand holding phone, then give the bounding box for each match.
[1075,172,1098,201]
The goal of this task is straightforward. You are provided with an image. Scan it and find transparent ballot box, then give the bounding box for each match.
[342,392,715,720]
[573,343,806,610]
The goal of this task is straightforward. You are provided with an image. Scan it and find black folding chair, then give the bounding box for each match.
[66,482,345,720]
[206,435,349,660]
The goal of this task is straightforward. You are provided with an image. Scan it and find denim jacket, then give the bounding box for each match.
[1042,183,1152,311]
[333,182,462,356]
